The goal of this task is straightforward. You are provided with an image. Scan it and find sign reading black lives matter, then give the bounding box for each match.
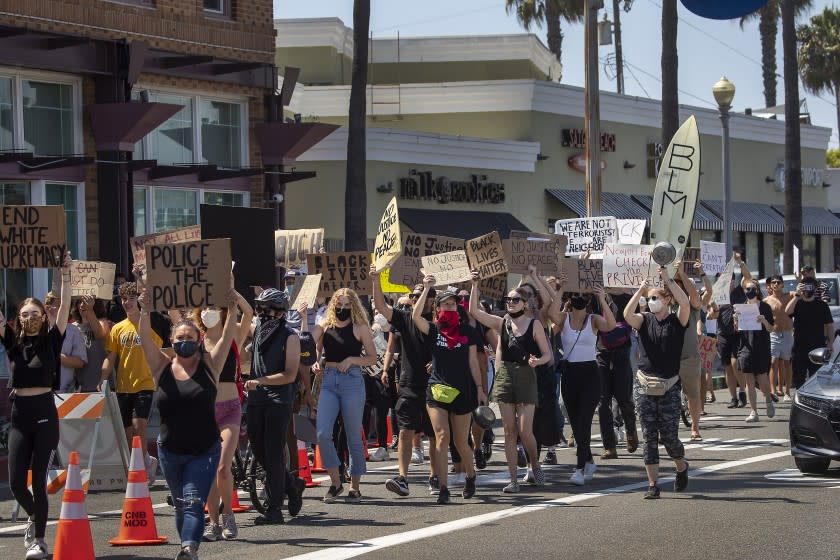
[0,205,66,269]
[502,231,567,275]
[560,257,604,293]
[146,239,232,311]
[554,216,617,256]
[466,231,508,280]
[306,252,371,297]
[390,233,465,287]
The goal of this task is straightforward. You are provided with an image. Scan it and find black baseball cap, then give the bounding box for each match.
[435,291,458,305]
[801,264,815,273]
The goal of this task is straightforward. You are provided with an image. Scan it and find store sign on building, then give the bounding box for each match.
[562,128,617,152]
[398,170,505,204]
[771,162,825,191]
[647,141,664,178]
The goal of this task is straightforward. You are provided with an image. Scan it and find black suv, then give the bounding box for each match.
[790,348,840,474]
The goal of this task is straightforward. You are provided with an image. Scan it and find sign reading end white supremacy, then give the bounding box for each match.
[554,216,617,256]
[146,239,231,311]
[0,205,67,269]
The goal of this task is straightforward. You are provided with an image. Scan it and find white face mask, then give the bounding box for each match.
[201,309,222,328]
[647,299,665,313]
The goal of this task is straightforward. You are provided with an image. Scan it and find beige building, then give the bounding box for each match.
[276,18,837,278]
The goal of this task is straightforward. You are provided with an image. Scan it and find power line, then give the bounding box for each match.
[619,58,718,108]
[371,2,506,34]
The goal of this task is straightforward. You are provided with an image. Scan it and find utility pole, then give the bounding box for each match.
[584,0,602,216]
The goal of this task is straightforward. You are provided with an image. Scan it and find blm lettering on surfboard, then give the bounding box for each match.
[655,143,696,244]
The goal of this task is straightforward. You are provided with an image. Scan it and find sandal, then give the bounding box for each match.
[690,433,703,442]
[323,484,344,503]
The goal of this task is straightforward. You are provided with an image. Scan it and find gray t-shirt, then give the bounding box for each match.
[76,321,108,392]
[60,323,88,391]
[681,307,701,359]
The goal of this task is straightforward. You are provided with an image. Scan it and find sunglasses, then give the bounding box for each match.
[647,295,664,301]
[503,296,522,304]
[255,304,283,313]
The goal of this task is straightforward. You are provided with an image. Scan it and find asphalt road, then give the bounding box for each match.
[2,390,839,560]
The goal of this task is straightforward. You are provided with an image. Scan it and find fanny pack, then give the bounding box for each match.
[636,371,680,396]
[430,383,461,404]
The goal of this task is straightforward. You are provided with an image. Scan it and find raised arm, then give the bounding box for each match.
[696,261,714,307]
[55,252,73,336]
[207,291,239,377]
[79,296,109,344]
[785,287,801,316]
[624,283,648,330]
[412,276,434,335]
[591,287,617,332]
[675,260,702,309]
[468,271,503,332]
[735,253,752,289]
[136,289,170,382]
[663,267,690,327]
[233,291,253,349]
[370,264,394,322]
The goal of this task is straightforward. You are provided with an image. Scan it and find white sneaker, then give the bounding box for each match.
[449,472,466,487]
[583,461,597,481]
[221,512,238,540]
[569,469,585,486]
[783,395,792,402]
[746,410,759,423]
[521,468,536,484]
[369,447,390,462]
[145,455,159,485]
[23,517,34,548]
[203,522,222,542]
[411,447,424,464]
[25,540,48,560]
[766,400,776,419]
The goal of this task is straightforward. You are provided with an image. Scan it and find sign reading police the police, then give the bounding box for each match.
[372,197,401,272]
[51,260,117,300]
[306,252,371,297]
[146,239,231,311]
[554,216,617,256]
[0,205,66,269]
[502,231,567,275]
[420,250,473,286]
[390,233,465,287]
[466,231,508,280]
[274,228,324,268]
[131,225,201,267]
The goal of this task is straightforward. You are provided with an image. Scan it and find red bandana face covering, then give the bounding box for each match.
[437,310,468,348]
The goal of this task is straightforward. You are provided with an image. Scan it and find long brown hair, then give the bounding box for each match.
[14,298,49,348]
[322,288,369,329]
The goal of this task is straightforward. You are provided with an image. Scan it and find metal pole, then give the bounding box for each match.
[612,0,624,95]
[584,0,602,217]
[720,104,732,255]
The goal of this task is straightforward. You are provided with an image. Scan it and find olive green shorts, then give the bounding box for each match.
[491,361,537,405]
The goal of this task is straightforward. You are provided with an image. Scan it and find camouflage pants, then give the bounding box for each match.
[633,380,685,465]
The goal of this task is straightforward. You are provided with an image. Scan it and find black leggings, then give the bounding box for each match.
[561,361,601,469]
[9,392,59,539]
[247,403,293,515]
[364,375,392,448]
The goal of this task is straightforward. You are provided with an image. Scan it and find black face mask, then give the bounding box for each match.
[571,297,587,310]
[745,288,757,299]
[173,340,199,358]
[335,308,352,322]
[508,309,525,319]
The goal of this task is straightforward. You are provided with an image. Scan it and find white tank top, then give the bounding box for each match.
[561,314,598,363]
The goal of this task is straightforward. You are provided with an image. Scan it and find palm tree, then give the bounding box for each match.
[344,0,370,251]
[798,7,840,141]
[661,0,678,147]
[781,0,802,274]
[505,0,585,71]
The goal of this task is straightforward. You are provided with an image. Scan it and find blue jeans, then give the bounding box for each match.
[316,366,367,477]
[158,440,221,549]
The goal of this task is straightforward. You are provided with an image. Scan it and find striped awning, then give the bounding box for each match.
[545,189,650,221]
[631,195,723,231]
[772,205,840,235]
[701,200,785,233]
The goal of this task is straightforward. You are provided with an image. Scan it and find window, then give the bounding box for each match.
[22,81,74,156]
[204,0,225,14]
[148,94,193,165]
[134,187,248,234]
[200,99,241,168]
[154,188,198,232]
[0,77,12,152]
[203,191,245,207]
[45,183,80,258]
[0,184,30,319]
[134,187,148,236]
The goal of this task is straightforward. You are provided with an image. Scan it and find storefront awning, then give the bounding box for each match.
[700,200,785,233]
[545,189,650,221]
[399,208,529,239]
[632,195,723,231]
[772,205,840,235]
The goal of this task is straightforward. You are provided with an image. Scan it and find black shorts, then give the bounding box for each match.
[395,391,433,435]
[717,333,740,363]
[425,386,475,416]
[117,390,155,427]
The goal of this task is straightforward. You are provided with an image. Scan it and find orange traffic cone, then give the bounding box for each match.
[297,440,320,488]
[53,451,94,560]
[367,416,394,450]
[228,488,251,513]
[109,436,167,546]
[312,446,326,473]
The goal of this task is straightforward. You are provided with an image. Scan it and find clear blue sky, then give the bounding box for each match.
[274,0,839,150]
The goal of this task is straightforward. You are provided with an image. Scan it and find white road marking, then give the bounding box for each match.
[764,468,840,484]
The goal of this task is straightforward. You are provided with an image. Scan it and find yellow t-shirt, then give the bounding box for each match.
[107,318,162,393]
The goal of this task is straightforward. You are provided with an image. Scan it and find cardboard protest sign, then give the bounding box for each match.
[306,252,371,297]
[466,231,508,279]
[292,273,322,310]
[554,216,618,256]
[681,247,701,279]
[274,228,324,268]
[560,257,604,293]
[734,303,761,331]
[390,233,464,288]
[502,231,567,275]
[700,240,726,276]
[372,197,401,272]
[0,205,66,269]
[145,238,231,311]
[617,219,646,245]
[420,250,472,286]
[711,258,735,306]
[698,335,717,371]
[132,225,201,266]
[454,275,508,301]
[51,260,116,300]
[602,244,654,288]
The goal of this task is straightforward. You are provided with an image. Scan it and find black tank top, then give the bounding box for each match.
[218,343,238,383]
[500,318,541,365]
[156,359,219,455]
[323,323,363,363]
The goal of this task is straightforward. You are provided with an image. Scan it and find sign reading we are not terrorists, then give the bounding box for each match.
[0,205,67,269]
[146,239,232,311]
[554,216,617,256]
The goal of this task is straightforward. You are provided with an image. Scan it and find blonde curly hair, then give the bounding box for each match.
[322,288,369,329]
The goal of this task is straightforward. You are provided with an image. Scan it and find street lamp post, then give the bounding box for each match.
[713,76,736,256]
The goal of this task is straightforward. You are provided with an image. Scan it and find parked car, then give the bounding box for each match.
[789,347,840,474]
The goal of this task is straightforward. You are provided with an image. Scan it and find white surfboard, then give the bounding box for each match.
[648,115,701,278]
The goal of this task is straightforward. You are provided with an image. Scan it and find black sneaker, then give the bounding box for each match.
[323,484,345,503]
[254,510,285,525]
[726,398,739,409]
[542,450,557,465]
[517,447,527,468]
[428,475,440,495]
[436,485,451,504]
[462,476,476,499]
[643,485,661,499]
[287,477,305,517]
[738,392,747,407]
[770,393,779,403]
[481,442,492,461]
[674,462,689,492]
[474,448,487,470]
[385,476,410,497]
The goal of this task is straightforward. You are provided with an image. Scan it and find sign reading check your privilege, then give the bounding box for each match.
[145,239,232,311]
[131,225,201,266]
[306,252,371,297]
[554,216,617,256]
[372,197,401,272]
[0,205,66,269]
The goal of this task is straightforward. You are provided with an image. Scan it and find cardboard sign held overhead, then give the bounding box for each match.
[390,233,465,288]
[145,238,231,311]
[131,225,201,266]
[274,228,325,268]
[51,260,117,300]
[560,257,604,293]
[466,231,508,279]
[554,216,617,256]
[617,219,646,245]
[306,252,371,297]
[420,250,473,287]
[681,247,701,279]
[372,197,401,272]
[292,273,322,310]
[711,258,735,306]
[602,244,654,288]
[700,240,726,276]
[502,231,567,275]
[0,205,67,269]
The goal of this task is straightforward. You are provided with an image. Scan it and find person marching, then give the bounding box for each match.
[2,253,72,560]
[734,278,776,423]
[136,285,237,560]
[309,288,377,503]
[412,276,486,504]
[764,275,794,401]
